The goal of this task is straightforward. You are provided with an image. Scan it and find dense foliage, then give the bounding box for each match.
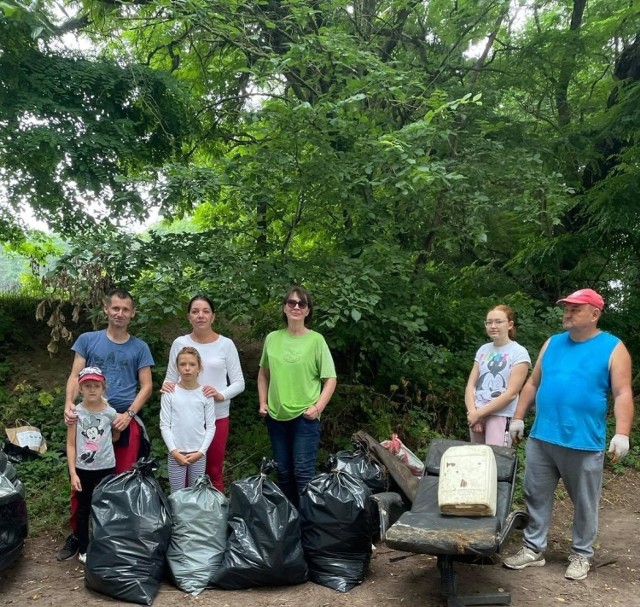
[2,0,640,443]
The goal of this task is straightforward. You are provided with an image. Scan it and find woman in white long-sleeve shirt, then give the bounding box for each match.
[163,294,245,491]
[160,346,216,492]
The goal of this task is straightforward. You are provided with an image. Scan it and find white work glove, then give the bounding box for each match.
[509,419,525,444]
[608,434,629,462]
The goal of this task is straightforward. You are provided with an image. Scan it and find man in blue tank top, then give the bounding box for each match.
[503,288,633,581]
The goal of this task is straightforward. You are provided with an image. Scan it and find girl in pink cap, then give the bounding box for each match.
[66,366,120,565]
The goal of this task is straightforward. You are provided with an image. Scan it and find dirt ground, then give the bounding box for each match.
[1,468,639,607]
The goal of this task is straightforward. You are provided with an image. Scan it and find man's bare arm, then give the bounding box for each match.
[512,339,549,421]
[610,342,634,437]
[129,366,153,415]
[64,353,86,425]
[113,366,153,432]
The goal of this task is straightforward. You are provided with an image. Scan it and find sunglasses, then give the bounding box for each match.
[286,299,308,309]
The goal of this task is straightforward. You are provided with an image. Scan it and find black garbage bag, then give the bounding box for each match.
[84,458,172,606]
[334,439,388,493]
[0,452,28,572]
[167,475,229,595]
[2,440,41,464]
[212,459,307,589]
[300,470,375,592]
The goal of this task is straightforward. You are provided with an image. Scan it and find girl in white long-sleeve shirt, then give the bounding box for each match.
[162,294,245,492]
[160,346,216,492]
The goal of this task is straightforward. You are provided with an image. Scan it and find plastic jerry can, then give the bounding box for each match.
[438,445,497,516]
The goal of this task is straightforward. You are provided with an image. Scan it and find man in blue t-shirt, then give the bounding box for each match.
[503,288,633,581]
[57,288,154,562]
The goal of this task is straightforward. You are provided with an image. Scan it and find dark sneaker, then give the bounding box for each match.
[57,534,80,561]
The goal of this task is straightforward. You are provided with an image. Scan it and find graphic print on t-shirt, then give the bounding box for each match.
[79,414,107,464]
[93,351,132,393]
[476,351,508,403]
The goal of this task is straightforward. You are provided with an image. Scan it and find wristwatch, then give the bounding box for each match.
[126,409,136,418]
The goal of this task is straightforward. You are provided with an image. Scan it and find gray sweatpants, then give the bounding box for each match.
[523,438,604,558]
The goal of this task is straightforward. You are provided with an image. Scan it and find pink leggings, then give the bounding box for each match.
[206,416,229,492]
[470,415,511,447]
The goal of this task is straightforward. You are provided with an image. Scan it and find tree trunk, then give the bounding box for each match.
[555,0,587,128]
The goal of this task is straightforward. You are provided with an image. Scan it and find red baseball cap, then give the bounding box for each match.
[78,366,106,384]
[556,288,604,310]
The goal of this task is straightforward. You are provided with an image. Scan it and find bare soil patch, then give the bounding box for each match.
[1,468,639,607]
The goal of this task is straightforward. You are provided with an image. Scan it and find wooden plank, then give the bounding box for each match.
[353,430,420,504]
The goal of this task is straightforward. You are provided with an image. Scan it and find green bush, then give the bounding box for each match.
[13,452,70,534]
[0,382,69,534]
[0,293,42,356]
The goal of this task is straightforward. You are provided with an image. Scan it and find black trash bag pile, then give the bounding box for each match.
[212,459,307,589]
[300,470,375,592]
[333,439,388,493]
[0,451,28,572]
[85,458,172,605]
[167,475,229,595]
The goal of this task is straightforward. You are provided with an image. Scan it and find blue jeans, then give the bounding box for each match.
[266,413,321,506]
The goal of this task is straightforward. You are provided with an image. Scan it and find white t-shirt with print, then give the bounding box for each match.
[473,341,531,417]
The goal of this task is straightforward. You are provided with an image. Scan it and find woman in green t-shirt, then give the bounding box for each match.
[258,285,337,505]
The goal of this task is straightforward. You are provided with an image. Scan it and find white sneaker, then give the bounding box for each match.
[565,554,590,580]
[78,552,87,565]
[503,546,546,569]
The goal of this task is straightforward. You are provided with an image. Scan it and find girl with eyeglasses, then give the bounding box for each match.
[464,305,531,446]
[257,285,337,506]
